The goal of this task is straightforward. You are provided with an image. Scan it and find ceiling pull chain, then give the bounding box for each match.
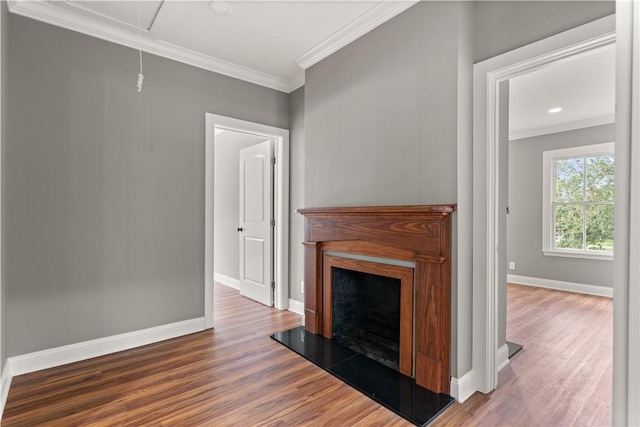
[136,0,144,93]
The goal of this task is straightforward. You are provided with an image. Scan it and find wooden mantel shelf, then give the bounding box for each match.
[297,204,456,395]
[297,204,456,217]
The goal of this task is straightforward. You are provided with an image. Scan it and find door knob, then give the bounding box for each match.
[237,227,244,232]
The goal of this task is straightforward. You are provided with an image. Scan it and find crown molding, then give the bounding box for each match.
[287,72,306,93]
[7,0,292,92]
[295,0,419,70]
[509,114,616,141]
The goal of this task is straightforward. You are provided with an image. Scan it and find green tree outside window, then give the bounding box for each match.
[554,154,614,252]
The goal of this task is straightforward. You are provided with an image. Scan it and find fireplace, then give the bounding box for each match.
[331,267,401,371]
[298,205,456,394]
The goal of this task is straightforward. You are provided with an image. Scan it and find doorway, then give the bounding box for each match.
[505,42,615,353]
[204,113,290,329]
[469,15,616,395]
[213,130,274,306]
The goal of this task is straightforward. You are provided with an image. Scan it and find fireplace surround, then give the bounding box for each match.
[298,205,456,394]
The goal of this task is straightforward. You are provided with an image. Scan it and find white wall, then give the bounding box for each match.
[213,131,268,281]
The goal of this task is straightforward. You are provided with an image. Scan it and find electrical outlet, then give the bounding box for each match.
[509,262,516,270]
[301,281,305,293]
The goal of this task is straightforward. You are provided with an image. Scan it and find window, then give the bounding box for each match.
[542,142,614,260]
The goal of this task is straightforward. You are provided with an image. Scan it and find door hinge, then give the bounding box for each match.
[271,218,276,227]
[271,281,275,291]
[271,157,276,165]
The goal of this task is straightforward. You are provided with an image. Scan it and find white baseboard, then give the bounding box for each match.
[8,317,205,377]
[507,274,613,298]
[497,343,510,372]
[214,273,239,290]
[450,369,477,403]
[288,299,304,316]
[0,362,13,418]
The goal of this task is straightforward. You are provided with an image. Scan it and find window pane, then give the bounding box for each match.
[555,204,584,249]
[586,204,614,251]
[555,158,584,202]
[586,155,615,202]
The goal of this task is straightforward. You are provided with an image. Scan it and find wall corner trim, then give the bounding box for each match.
[288,299,304,316]
[7,317,205,377]
[507,275,613,298]
[450,369,477,403]
[0,363,13,419]
[497,343,510,372]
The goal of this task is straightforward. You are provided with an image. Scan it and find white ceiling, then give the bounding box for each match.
[509,43,616,140]
[8,0,418,92]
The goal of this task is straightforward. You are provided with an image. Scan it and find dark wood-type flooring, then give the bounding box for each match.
[3,283,612,426]
[432,283,612,427]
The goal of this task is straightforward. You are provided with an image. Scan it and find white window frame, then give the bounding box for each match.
[542,142,615,260]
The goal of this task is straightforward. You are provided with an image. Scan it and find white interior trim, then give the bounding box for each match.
[7,0,418,93]
[543,250,613,261]
[288,299,304,316]
[450,369,477,403]
[510,114,615,141]
[6,0,294,92]
[294,1,418,70]
[471,15,615,397]
[205,114,290,329]
[7,317,204,377]
[497,343,510,372]
[508,274,613,298]
[613,2,640,424]
[214,273,239,290]
[0,0,4,416]
[0,364,11,420]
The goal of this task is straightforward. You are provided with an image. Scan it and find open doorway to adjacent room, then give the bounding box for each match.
[204,113,290,329]
[213,129,275,306]
[498,33,614,425]
[470,15,620,424]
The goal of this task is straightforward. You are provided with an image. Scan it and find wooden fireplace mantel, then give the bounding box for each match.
[297,204,456,395]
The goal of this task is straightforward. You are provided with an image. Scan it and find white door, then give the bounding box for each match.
[238,140,274,306]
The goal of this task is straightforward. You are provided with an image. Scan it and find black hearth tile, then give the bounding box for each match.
[271,326,359,369]
[271,327,454,426]
[507,340,524,359]
[329,354,454,426]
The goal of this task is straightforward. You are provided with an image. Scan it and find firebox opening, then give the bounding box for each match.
[332,267,401,372]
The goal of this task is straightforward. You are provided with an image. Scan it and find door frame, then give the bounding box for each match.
[470,15,615,394]
[204,113,290,328]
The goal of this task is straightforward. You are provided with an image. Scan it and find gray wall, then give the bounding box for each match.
[507,124,615,287]
[305,1,466,208]
[2,0,616,371]
[5,14,288,357]
[1,0,8,372]
[453,0,473,379]
[303,0,615,380]
[288,87,305,303]
[214,131,267,281]
[473,1,615,63]
[305,1,473,377]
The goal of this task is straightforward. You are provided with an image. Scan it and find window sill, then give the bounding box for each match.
[543,250,613,261]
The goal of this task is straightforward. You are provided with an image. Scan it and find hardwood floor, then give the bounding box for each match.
[2,284,412,426]
[2,283,612,426]
[432,284,612,427]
